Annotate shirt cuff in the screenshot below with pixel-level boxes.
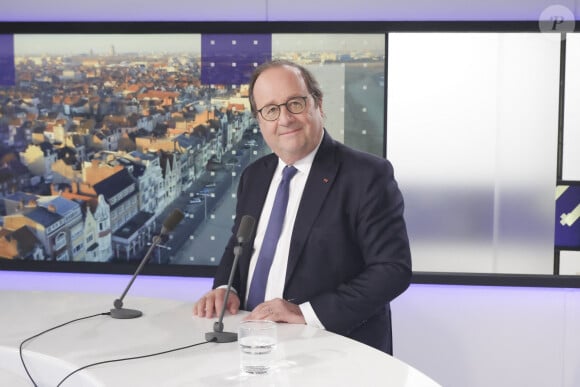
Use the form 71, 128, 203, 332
299, 302, 326, 330
216, 284, 237, 294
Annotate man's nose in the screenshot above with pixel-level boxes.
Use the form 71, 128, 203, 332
277, 105, 295, 124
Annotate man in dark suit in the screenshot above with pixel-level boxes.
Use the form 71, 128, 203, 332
193, 59, 411, 354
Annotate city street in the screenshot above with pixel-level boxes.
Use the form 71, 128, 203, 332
155, 135, 268, 267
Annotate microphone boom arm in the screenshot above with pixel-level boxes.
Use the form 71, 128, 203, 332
207, 244, 242, 341
205, 215, 255, 343
110, 235, 161, 319
110, 209, 184, 319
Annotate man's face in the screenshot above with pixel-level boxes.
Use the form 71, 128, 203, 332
252, 65, 324, 165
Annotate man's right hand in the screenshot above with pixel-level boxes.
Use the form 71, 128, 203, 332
193, 288, 240, 318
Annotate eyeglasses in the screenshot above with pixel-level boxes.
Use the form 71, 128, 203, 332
256, 96, 309, 121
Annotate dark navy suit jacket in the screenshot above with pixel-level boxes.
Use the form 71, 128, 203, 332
213, 131, 412, 354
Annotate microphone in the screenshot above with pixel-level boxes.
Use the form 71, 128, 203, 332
110, 209, 184, 319
205, 215, 255, 343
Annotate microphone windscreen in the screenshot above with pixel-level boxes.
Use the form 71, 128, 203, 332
236, 215, 256, 243
162, 209, 184, 233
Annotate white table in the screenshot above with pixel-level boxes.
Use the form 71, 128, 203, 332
0, 290, 441, 386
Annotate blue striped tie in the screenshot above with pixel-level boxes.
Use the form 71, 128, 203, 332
246, 165, 298, 310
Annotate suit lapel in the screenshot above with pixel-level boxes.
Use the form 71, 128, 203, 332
285, 132, 339, 285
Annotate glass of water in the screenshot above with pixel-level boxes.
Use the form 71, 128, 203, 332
238, 320, 277, 375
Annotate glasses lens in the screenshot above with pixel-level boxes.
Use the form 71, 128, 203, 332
287, 98, 306, 114
262, 105, 280, 121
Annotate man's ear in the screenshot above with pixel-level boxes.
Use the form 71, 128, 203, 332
317, 97, 324, 117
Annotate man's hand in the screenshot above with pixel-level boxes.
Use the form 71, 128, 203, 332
193, 288, 240, 318
244, 298, 306, 324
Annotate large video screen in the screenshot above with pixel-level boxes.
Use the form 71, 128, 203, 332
0, 24, 386, 276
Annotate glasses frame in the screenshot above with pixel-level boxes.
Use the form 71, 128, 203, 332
256, 95, 309, 121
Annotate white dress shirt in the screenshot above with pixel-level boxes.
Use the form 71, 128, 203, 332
245, 136, 325, 329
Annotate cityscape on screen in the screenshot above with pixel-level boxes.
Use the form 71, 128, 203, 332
0, 33, 385, 267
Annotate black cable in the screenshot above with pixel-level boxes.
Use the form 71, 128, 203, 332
19, 312, 111, 387
56, 338, 216, 387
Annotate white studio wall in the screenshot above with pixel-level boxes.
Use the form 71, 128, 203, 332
387, 32, 560, 275
563, 34, 580, 183
392, 284, 580, 387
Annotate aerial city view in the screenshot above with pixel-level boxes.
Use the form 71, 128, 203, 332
0, 33, 385, 267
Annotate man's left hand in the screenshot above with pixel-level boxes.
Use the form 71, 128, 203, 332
244, 298, 306, 324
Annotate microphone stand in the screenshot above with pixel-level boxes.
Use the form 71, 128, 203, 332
109, 234, 162, 319
205, 243, 243, 343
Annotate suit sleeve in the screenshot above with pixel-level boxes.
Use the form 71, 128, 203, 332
309, 159, 412, 336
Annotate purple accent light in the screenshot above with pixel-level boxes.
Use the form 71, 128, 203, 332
1, 3, 574, 22
0, 35, 15, 86
201, 34, 271, 85
0, 271, 213, 301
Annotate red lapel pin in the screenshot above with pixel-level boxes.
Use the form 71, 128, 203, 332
323, 178, 329, 184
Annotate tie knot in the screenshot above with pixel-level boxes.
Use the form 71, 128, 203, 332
282, 165, 298, 182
